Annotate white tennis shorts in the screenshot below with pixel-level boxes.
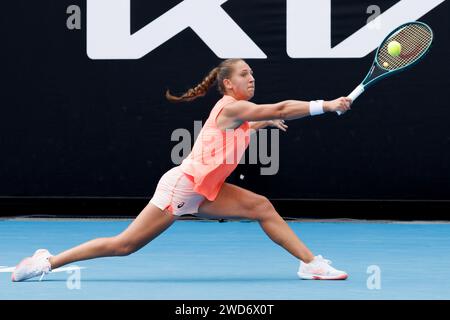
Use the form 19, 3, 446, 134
150, 166, 206, 216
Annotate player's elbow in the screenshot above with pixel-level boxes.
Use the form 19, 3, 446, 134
274, 102, 288, 120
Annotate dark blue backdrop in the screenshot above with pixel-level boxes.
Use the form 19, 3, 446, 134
1, 0, 449, 202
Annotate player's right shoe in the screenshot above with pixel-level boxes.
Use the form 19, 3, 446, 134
12, 249, 53, 282
297, 255, 348, 280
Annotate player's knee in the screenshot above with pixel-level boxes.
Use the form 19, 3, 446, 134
115, 243, 136, 257
111, 237, 137, 256
248, 196, 276, 221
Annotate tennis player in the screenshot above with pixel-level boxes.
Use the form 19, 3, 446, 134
12, 59, 351, 282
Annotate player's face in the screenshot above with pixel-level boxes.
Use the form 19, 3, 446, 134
224, 61, 255, 100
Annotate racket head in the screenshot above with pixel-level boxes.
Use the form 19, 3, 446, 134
376, 21, 433, 72
362, 21, 433, 88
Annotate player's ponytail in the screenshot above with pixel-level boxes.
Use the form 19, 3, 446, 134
166, 59, 243, 103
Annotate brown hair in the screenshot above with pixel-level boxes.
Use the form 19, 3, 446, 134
165, 59, 243, 103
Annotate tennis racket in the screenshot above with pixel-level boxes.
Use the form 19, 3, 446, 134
338, 21, 433, 115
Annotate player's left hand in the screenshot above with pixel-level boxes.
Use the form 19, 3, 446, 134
267, 119, 288, 131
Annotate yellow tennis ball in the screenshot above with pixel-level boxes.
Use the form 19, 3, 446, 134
388, 41, 402, 57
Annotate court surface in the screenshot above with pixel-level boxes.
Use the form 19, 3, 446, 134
1, 218, 450, 300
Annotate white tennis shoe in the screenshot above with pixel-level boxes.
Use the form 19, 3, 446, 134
297, 255, 348, 280
12, 249, 53, 282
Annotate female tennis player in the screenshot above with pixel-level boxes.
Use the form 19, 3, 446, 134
12, 59, 351, 282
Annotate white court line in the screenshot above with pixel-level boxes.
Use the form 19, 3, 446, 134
0, 266, 86, 273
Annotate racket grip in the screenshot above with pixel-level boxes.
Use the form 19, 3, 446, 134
337, 84, 365, 115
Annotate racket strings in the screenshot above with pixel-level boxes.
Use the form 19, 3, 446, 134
377, 24, 432, 70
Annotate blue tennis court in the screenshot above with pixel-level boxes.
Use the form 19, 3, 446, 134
2, 218, 450, 300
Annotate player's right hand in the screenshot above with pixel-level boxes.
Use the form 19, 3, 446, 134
325, 97, 352, 113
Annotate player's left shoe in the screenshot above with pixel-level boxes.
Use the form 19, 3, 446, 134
12, 249, 53, 282
297, 255, 348, 280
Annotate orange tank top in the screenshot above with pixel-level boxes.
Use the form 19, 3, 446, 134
180, 95, 251, 201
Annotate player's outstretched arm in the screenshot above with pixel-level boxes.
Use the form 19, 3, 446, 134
223, 97, 351, 122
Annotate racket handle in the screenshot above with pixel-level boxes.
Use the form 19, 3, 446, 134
337, 84, 365, 115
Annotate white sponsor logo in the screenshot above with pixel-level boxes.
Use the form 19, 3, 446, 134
86, 0, 445, 59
